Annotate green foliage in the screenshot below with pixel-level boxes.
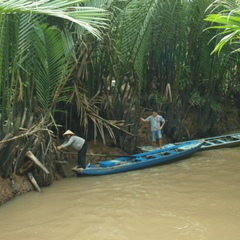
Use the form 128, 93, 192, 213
0, 0, 109, 39
34, 24, 72, 112
204, 0, 240, 54
0, 0, 109, 137
77, 0, 240, 137
116, 0, 160, 80
2, 0, 240, 141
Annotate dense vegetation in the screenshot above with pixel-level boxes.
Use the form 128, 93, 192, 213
0, 0, 240, 188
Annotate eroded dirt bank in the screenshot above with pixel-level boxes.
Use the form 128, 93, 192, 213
1, 105, 240, 205
0, 141, 129, 205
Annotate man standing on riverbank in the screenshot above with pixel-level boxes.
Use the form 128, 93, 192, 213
57, 130, 87, 171
140, 110, 166, 149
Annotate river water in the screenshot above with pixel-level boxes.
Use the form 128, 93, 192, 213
0, 148, 240, 240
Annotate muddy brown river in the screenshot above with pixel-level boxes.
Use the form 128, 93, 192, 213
0, 148, 240, 240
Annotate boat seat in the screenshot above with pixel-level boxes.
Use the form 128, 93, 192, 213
217, 139, 226, 143
205, 141, 215, 145
135, 157, 146, 162
100, 160, 121, 167
232, 135, 240, 139
178, 146, 193, 151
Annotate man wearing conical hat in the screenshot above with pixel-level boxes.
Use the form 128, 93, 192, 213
57, 130, 87, 171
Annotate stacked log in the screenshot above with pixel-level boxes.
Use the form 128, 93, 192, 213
0, 126, 66, 203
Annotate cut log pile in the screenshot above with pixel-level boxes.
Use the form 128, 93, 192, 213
0, 124, 66, 195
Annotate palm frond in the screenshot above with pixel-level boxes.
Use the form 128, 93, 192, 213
0, 0, 109, 39
34, 23, 72, 112
117, 0, 160, 65
0, 14, 23, 130
71, 83, 119, 143
0, 14, 6, 116
204, 0, 240, 54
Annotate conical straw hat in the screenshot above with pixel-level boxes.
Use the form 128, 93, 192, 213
63, 130, 75, 136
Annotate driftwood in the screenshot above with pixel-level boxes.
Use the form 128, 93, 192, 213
26, 151, 50, 174
0, 123, 60, 197
27, 172, 41, 192
16, 160, 34, 176
53, 160, 68, 164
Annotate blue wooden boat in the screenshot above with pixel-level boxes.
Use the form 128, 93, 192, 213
73, 139, 204, 176
138, 132, 240, 152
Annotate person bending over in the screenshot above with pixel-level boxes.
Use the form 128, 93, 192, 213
57, 130, 87, 171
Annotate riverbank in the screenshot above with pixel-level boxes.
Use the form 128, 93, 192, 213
1, 105, 240, 205
0, 141, 129, 205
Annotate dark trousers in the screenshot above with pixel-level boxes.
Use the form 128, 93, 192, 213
77, 141, 87, 168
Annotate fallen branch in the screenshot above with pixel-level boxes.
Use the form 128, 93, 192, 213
89, 112, 134, 136
26, 151, 50, 174
27, 172, 41, 192
53, 160, 68, 164
0, 128, 52, 144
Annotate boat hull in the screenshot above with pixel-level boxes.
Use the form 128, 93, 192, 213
139, 133, 240, 152
74, 139, 204, 176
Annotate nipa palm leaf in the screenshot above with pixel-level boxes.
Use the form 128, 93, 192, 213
34, 23, 72, 113
0, 0, 109, 39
